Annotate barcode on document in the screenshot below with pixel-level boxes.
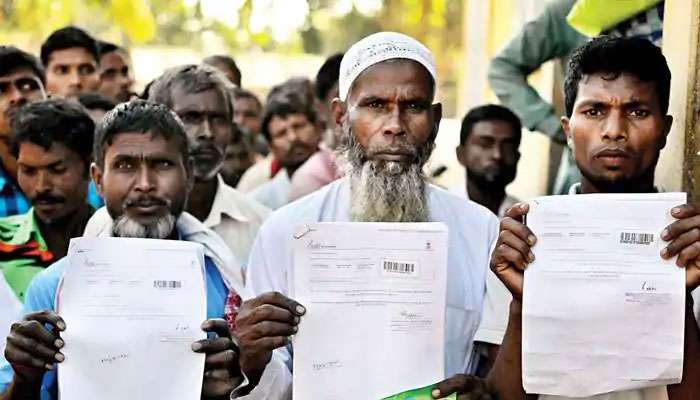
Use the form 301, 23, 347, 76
619, 232, 654, 245
153, 280, 182, 289
383, 260, 416, 274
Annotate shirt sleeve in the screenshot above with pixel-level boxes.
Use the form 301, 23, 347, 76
245, 224, 288, 298
231, 349, 292, 400
487, 0, 585, 143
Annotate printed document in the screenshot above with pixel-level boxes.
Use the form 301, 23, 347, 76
57, 237, 207, 400
291, 222, 448, 400
523, 193, 687, 397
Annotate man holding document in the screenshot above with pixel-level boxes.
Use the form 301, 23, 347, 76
0, 100, 280, 400
478, 36, 700, 399
236, 32, 499, 399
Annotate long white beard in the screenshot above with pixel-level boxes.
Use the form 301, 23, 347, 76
112, 214, 177, 239
338, 128, 433, 223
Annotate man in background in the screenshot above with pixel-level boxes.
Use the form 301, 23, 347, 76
232, 88, 268, 160
453, 104, 521, 217
97, 41, 134, 102
40, 26, 100, 100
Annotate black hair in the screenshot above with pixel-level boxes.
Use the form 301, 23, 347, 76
564, 35, 671, 117
0, 46, 46, 83
40, 26, 99, 66
261, 96, 317, 141
94, 99, 189, 169
232, 87, 262, 111
148, 64, 234, 119
459, 104, 522, 145
10, 98, 94, 168
315, 53, 343, 101
97, 41, 120, 57
203, 55, 242, 87
77, 93, 117, 112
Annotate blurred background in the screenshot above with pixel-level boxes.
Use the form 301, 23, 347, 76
0, 0, 695, 199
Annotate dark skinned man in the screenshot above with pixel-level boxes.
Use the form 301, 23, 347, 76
461, 36, 700, 400
97, 41, 134, 103
40, 26, 100, 100
234, 32, 499, 399
0, 100, 273, 400
453, 104, 521, 217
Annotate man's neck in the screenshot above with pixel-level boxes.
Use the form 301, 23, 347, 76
466, 179, 506, 215
187, 176, 218, 222
38, 204, 92, 259
579, 176, 656, 194
0, 138, 18, 180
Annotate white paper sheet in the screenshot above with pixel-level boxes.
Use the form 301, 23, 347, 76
0, 274, 21, 354
523, 193, 687, 397
57, 237, 207, 400
291, 222, 448, 400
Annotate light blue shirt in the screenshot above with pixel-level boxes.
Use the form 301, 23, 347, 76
0, 253, 227, 400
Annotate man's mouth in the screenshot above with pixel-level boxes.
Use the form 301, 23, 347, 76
595, 148, 632, 168
125, 197, 169, 216
373, 150, 416, 162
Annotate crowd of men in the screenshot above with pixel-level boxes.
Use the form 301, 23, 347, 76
0, 11, 697, 400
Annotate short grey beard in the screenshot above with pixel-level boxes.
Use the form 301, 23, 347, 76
337, 127, 433, 223
112, 214, 177, 239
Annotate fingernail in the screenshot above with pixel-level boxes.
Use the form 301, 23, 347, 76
662, 229, 669, 240
293, 326, 298, 333
57, 321, 66, 330
528, 252, 535, 262
296, 305, 306, 315
528, 235, 536, 245
294, 316, 300, 324
431, 389, 441, 398
672, 207, 680, 215
661, 248, 669, 258
55, 352, 64, 362
200, 321, 210, 330
191, 342, 202, 351
45, 363, 53, 370
54, 339, 64, 348
520, 203, 527, 210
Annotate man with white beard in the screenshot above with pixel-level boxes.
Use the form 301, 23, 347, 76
232, 32, 499, 399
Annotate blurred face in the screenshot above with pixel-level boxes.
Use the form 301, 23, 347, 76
91, 132, 191, 239
456, 120, 520, 189
267, 113, 320, 170
0, 68, 45, 136
17, 142, 88, 225
46, 47, 100, 99
171, 86, 231, 181
562, 72, 671, 192
99, 50, 134, 102
233, 97, 261, 136
220, 139, 255, 187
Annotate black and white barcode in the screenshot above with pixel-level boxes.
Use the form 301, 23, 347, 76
383, 261, 415, 274
619, 232, 654, 245
153, 280, 182, 289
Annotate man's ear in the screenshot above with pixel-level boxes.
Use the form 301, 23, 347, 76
659, 115, 673, 151
561, 116, 573, 149
90, 162, 104, 198
331, 98, 347, 128
455, 145, 467, 167
430, 103, 443, 142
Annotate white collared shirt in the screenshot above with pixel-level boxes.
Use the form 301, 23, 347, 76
247, 170, 292, 211
448, 185, 519, 218
243, 178, 500, 397
204, 175, 271, 269
237, 155, 274, 193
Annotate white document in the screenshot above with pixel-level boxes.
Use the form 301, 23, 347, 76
57, 237, 207, 400
292, 222, 448, 400
0, 274, 21, 354
523, 193, 687, 397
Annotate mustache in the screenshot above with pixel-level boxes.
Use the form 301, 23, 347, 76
123, 195, 170, 208
31, 193, 66, 205
190, 144, 223, 156
594, 146, 633, 158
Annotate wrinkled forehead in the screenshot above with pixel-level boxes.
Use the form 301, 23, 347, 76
348, 59, 435, 102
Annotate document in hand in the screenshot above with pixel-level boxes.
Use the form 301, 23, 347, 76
291, 222, 448, 400
57, 237, 207, 400
523, 193, 687, 397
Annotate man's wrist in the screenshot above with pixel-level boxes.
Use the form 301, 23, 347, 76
5, 376, 43, 399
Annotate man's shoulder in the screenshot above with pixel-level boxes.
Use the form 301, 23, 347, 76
0, 212, 30, 241
216, 181, 272, 221
237, 157, 273, 192
429, 184, 499, 224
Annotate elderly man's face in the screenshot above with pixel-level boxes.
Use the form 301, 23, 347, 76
92, 131, 191, 239
337, 59, 440, 166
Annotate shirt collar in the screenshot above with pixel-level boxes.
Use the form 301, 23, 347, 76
202, 175, 251, 227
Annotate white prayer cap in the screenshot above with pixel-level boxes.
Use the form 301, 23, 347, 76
338, 31, 437, 101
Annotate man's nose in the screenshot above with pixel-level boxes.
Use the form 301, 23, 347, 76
196, 119, 214, 141
602, 112, 628, 142
35, 170, 53, 192
69, 71, 81, 87
382, 106, 405, 137
134, 165, 156, 192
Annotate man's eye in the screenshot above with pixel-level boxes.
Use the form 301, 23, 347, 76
212, 116, 229, 125
20, 167, 36, 176
156, 160, 174, 168
115, 160, 133, 170
181, 113, 202, 124
78, 65, 96, 75
630, 109, 650, 118
50, 165, 67, 174
55, 66, 69, 75
405, 102, 425, 112
583, 109, 602, 117
368, 101, 383, 109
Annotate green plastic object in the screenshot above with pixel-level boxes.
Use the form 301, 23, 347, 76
566, 0, 663, 36
380, 384, 457, 400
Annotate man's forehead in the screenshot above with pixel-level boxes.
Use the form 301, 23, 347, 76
577, 72, 659, 103
48, 47, 97, 65
106, 131, 180, 156
349, 59, 434, 100
0, 67, 40, 82
171, 86, 227, 112
470, 120, 519, 139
